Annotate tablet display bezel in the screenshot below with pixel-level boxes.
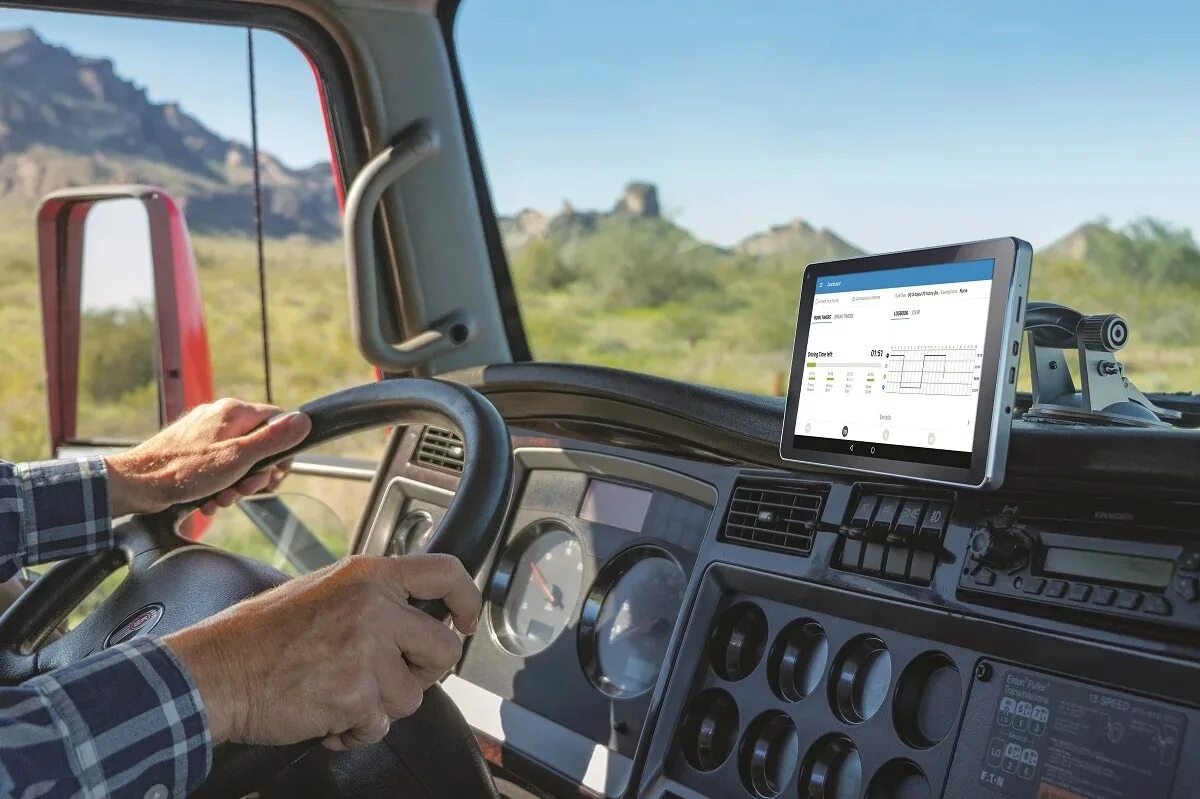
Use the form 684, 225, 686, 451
779, 238, 1027, 488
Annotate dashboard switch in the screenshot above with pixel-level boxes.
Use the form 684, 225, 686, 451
919, 502, 951, 538
1045, 580, 1067, 599
1021, 577, 1046, 595
908, 550, 937, 584
1143, 596, 1171, 616
1090, 586, 1116, 606
1067, 583, 1091, 602
885, 546, 910, 578
861, 543, 886, 573
870, 497, 901, 535
839, 538, 864, 570
893, 500, 926, 537
849, 495, 877, 529
1115, 590, 1143, 610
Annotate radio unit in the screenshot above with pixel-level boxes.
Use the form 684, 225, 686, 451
960, 496, 1200, 631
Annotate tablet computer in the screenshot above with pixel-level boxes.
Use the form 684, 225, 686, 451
779, 238, 1032, 489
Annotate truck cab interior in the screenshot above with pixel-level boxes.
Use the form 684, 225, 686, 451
2, 1, 1199, 798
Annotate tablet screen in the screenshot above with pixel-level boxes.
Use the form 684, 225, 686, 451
790, 259, 996, 469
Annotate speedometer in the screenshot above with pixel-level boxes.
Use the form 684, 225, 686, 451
491, 521, 585, 657
579, 547, 686, 699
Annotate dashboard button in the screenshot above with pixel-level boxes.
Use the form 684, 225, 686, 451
849, 495, 877, 529
1045, 580, 1067, 599
1021, 577, 1046, 595
908, 550, 937, 584
861, 543, 886, 573
1067, 583, 1092, 602
892, 500, 926, 537
973, 568, 996, 587
1173, 575, 1198, 602
839, 538, 864, 570
885, 546, 910, 578
1090, 586, 1116, 606
1115, 590, 1143, 610
919, 501, 951, 539
1179, 551, 1200, 572
871, 497, 902, 534
1143, 596, 1171, 616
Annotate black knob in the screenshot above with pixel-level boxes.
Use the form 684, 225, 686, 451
1078, 313, 1128, 352
968, 524, 1029, 570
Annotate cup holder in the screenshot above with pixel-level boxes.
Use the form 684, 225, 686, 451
708, 602, 768, 681
893, 652, 962, 748
679, 688, 740, 772
830, 635, 892, 723
738, 711, 799, 798
768, 619, 829, 702
798, 734, 863, 799
866, 759, 930, 799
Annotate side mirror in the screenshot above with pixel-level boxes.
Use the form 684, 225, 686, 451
37, 185, 214, 451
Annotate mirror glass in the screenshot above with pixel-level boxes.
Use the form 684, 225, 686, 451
77, 198, 160, 441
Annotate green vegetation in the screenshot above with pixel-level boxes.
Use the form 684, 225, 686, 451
508, 215, 1200, 396
2, 203, 1198, 607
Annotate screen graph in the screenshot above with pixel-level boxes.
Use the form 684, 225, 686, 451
886, 345, 979, 396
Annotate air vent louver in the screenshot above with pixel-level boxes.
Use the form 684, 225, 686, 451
721, 480, 827, 556
414, 427, 465, 473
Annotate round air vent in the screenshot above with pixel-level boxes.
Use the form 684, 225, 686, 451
738, 711, 799, 798
678, 689, 740, 772
708, 602, 768, 681
893, 652, 961, 749
830, 635, 892, 723
768, 619, 828, 702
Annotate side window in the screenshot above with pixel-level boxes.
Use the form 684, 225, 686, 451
0, 13, 379, 571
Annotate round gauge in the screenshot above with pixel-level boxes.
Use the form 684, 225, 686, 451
387, 510, 436, 556
580, 547, 686, 699
493, 521, 585, 657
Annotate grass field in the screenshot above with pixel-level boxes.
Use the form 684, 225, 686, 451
2, 208, 1197, 590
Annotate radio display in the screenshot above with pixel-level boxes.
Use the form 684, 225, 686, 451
1043, 547, 1174, 589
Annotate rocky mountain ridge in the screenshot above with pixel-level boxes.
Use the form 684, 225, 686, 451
0, 28, 338, 237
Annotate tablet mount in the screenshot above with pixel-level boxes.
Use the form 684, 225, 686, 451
1023, 302, 1181, 427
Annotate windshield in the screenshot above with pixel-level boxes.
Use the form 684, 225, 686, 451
458, 2, 1199, 395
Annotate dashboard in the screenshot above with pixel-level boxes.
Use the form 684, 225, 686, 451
352, 363, 1200, 799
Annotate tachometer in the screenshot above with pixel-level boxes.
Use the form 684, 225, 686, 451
579, 547, 686, 699
492, 521, 585, 657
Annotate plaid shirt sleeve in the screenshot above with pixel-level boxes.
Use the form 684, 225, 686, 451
0, 458, 214, 798
0, 457, 112, 583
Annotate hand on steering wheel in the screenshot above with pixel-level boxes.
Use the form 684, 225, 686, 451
0, 379, 513, 795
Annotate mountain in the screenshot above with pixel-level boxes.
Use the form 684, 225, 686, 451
735, 219, 863, 261
0, 28, 337, 238
1042, 222, 1110, 262
499, 181, 864, 263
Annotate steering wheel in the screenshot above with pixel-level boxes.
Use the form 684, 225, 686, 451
0, 379, 513, 798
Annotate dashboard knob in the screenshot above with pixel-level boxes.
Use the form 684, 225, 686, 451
968, 523, 1029, 570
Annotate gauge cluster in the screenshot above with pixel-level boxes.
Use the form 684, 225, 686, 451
456, 460, 714, 761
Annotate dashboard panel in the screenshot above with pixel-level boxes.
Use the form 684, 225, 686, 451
353, 364, 1200, 799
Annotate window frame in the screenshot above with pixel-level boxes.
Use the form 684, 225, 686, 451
437, 0, 532, 363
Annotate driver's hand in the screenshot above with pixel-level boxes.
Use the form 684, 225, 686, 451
163, 554, 482, 750
103, 398, 312, 516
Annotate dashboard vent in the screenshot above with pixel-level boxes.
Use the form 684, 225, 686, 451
414, 427, 465, 473
721, 480, 827, 556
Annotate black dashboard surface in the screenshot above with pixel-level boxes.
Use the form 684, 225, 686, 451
443, 362, 1200, 496
357, 363, 1200, 799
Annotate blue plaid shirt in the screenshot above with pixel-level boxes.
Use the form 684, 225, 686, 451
0, 458, 211, 798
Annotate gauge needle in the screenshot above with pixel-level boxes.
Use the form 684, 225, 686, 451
528, 561, 561, 608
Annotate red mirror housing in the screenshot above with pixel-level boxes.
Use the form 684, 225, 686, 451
36, 185, 214, 452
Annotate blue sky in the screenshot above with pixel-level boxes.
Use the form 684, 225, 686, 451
3, 3, 1199, 251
